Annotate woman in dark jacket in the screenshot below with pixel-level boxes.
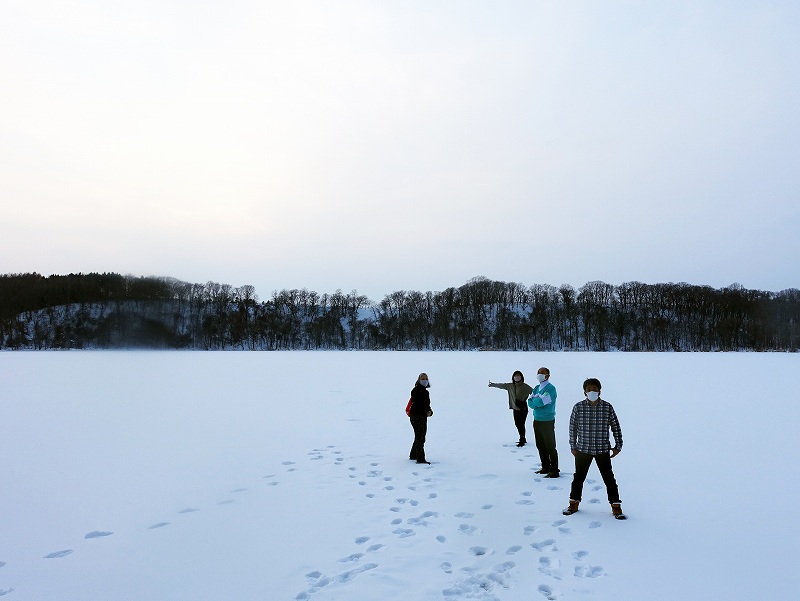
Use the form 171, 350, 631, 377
488, 370, 534, 447
408, 372, 433, 464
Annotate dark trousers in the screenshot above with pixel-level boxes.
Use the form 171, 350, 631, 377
409, 415, 428, 462
513, 408, 528, 442
569, 451, 620, 504
533, 419, 558, 473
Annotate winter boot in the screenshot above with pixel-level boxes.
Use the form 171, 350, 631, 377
562, 499, 579, 515
611, 503, 627, 520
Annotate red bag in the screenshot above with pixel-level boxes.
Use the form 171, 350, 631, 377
405, 398, 412, 416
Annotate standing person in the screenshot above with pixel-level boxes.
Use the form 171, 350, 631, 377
488, 371, 534, 447
563, 378, 626, 520
528, 367, 559, 477
408, 372, 433, 465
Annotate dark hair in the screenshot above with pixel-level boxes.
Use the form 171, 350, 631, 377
583, 377, 602, 391
512, 370, 524, 382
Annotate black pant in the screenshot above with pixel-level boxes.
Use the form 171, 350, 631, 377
569, 451, 620, 504
513, 408, 528, 442
409, 415, 428, 462
533, 419, 558, 473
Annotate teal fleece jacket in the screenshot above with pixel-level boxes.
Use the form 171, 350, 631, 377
527, 381, 557, 421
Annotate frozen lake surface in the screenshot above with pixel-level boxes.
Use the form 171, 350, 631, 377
1, 351, 798, 600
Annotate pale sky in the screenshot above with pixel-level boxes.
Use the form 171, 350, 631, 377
1, 1, 798, 302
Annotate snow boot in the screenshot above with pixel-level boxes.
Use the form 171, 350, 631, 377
535, 468, 549, 474
611, 503, 627, 520
562, 499, 579, 515
544, 471, 560, 478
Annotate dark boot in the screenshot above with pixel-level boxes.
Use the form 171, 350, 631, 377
611, 503, 627, 520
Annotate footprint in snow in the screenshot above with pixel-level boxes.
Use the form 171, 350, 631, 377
524, 525, 537, 536
366, 494, 376, 498
551, 519, 567, 527
521, 491, 533, 497
384, 486, 395, 491
538, 583, 559, 600
589, 521, 602, 529
575, 565, 605, 578
436, 535, 447, 543
530, 539, 555, 551
84, 531, 113, 539
355, 536, 370, 545
148, 522, 170, 529
393, 528, 415, 538
0, 588, 14, 597
546, 485, 562, 491
391, 518, 402, 525
458, 524, 478, 535
282, 461, 295, 466
367, 544, 384, 552
482, 504, 493, 510
218, 500, 235, 505
506, 545, 523, 555
44, 550, 73, 559
538, 556, 562, 579
572, 550, 589, 560
428, 492, 438, 499
469, 546, 491, 556
0, 561, 6, 567
338, 553, 364, 563
589, 498, 601, 504
516, 499, 535, 505
178, 508, 199, 514
592, 485, 603, 491
454, 512, 474, 518
440, 561, 453, 574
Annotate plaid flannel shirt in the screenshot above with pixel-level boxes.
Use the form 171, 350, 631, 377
569, 399, 622, 455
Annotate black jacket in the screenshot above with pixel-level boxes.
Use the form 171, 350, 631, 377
408, 383, 431, 417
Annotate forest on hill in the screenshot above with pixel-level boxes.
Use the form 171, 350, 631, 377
1, 272, 798, 351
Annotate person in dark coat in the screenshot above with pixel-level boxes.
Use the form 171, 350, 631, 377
408, 372, 433, 464
488, 370, 534, 447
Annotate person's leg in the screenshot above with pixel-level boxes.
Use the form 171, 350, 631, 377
513, 408, 528, 444
569, 451, 593, 502
594, 453, 620, 504
533, 420, 552, 472
541, 419, 558, 474
411, 416, 428, 463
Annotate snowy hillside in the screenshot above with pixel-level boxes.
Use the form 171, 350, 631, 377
0, 351, 797, 600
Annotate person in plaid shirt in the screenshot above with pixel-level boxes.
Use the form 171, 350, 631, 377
563, 377, 626, 520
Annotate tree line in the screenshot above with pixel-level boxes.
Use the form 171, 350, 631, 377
1, 273, 798, 351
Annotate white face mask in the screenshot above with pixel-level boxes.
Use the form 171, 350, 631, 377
586, 391, 600, 402
513, 375, 522, 382
419, 379, 429, 387
536, 374, 547, 383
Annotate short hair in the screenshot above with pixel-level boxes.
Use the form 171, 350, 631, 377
539, 367, 550, 375
583, 377, 602, 391
512, 370, 524, 382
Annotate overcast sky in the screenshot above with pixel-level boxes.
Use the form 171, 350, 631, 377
1, 1, 798, 302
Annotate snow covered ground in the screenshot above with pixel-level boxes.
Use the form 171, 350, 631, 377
1, 351, 798, 600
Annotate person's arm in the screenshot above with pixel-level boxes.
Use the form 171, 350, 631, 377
529, 384, 554, 408
569, 405, 578, 455
488, 381, 511, 390
609, 406, 622, 456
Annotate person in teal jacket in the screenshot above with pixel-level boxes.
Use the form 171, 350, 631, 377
528, 367, 559, 477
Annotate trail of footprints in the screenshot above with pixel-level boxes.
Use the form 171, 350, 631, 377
1, 446, 610, 600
